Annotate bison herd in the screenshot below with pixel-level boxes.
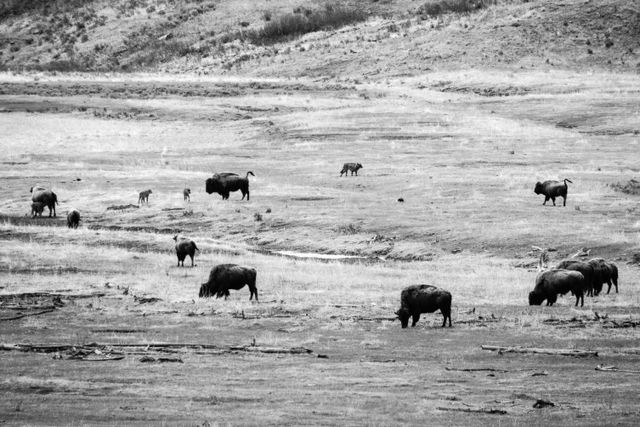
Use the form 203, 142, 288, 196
23, 168, 622, 330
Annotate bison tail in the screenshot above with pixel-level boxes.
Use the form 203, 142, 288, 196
246, 171, 255, 179
564, 179, 573, 185
194, 243, 200, 252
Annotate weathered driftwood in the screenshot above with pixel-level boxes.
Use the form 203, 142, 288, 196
0, 309, 56, 321
481, 345, 598, 357
437, 406, 507, 415
0, 342, 317, 356
0, 292, 105, 301
445, 367, 508, 373
595, 364, 640, 374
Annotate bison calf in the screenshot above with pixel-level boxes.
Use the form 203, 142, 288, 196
199, 264, 258, 301
534, 179, 572, 206
173, 235, 199, 267
395, 284, 452, 328
31, 202, 45, 217
66, 208, 81, 228
529, 269, 585, 307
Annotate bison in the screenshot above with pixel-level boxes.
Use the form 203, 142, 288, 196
587, 258, 619, 295
199, 264, 258, 301
31, 202, 45, 217
66, 208, 80, 228
555, 259, 596, 297
30, 186, 58, 217
395, 284, 452, 328
534, 179, 572, 206
205, 172, 254, 201
529, 269, 585, 307
173, 235, 199, 267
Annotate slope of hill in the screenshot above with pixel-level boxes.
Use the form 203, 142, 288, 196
0, 0, 638, 76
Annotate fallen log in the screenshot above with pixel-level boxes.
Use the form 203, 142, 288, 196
445, 367, 508, 373
481, 345, 598, 358
0, 342, 317, 356
595, 364, 640, 374
0, 292, 105, 301
437, 406, 507, 415
0, 309, 56, 321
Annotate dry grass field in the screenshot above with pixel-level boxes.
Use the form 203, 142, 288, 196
1, 69, 639, 425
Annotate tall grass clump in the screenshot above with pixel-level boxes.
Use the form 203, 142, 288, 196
246, 4, 368, 45
417, 0, 497, 18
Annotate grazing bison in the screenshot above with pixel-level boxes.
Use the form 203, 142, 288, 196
534, 179, 572, 206
183, 188, 191, 202
199, 264, 258, 301
31, 202, 45, 217
395, 284, 452, 328
66, 208, 80, 228
30, 186, 58, 217
588, 258, 619, 295
340, 162, 363, 177
555, 260, 596, 297
529, 269, 585, 307
173, 235, 199, 267
138, 189, 152, 205
205, 172, 254, 201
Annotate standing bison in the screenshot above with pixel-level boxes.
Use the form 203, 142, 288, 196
199, 264, 258, 301
66, 208, 80, 228
205, 172, 254, 201
587, 258, 619, 295
529, 269, 586, 307
555, 260, 596, 297
534, 179, 572, 206
173, 235, 199, 267
395, 284, 452, 328
30, 186, 58, 217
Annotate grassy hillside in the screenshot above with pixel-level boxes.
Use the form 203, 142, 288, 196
0, 0, 638, 75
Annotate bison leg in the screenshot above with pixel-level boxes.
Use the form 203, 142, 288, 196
249, 285, 258, 301
411, 313, 420, 327
575, 291, 584, 307
190, 254, 194, 267
441, 309, 452, 327
562, 196, 566, 207
542, 196, 549, 205
551, 197, 556, 206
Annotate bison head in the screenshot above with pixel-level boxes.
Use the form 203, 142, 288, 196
534, 182, 544, 195
395, 308, 411, 328
528, 291, 544, 305
199, 283, 212, 298
205, 178, 218, 194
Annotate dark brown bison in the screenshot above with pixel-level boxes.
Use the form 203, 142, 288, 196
588, 258, 619, 295
395, 284, 452, 328
31, 202, 45, 217
534, 179, 572, 206
66, 208, 80, 228
205, 172, 254, 200
183, 188, 191, 202
555, 259, 596, 297
173, 235, 199, 267
30, 186, 58, 217
199, 264, 258, 300
529, 269, 585, 307
340, 162, 363, 177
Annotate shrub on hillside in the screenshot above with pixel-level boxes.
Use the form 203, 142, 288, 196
244, 4, 368, 45
417, 0, 496, 18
